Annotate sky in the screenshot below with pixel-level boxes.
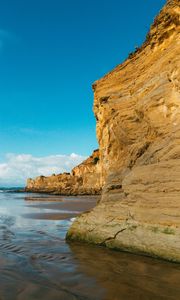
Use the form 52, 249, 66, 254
0, 0, 166, 186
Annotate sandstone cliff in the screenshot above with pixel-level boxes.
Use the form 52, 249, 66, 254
67, 0, 180, 262
26, 149, 102, 195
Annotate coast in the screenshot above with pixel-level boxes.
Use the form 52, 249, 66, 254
26, 149, 102, 195
26, 0, 180, 262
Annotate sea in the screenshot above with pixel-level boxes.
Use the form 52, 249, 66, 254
0, 188, 180, 300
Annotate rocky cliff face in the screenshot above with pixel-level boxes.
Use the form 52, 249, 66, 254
67, 0, 180, 262
26, 149, 102, 195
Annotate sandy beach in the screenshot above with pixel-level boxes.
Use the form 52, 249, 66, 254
24, 195, 99, 220
0, 191, 180, 300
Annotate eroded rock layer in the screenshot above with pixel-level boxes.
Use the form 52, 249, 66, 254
26, 150, 102, 195
67, 0, 180, 262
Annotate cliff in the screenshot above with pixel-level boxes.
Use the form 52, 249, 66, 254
67, 0, 180, 262
26, 149, 102, 195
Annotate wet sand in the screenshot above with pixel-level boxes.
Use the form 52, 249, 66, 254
0, 192, 180, 300
25, 196, 64, 201
24, 195, 98, 220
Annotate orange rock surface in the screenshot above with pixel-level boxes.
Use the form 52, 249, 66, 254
67, 0, 180, 262
26, 150, 102, 195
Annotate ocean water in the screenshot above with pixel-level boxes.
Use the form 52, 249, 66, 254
0, 190, 180, 300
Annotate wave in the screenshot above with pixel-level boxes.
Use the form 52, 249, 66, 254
0, 189, 10, 193
70, 217, 76, 222
0, 188, 24, 193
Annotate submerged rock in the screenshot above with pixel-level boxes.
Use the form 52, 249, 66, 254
67, 0, 180, 262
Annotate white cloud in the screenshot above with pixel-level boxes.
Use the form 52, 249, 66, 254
0, 153, 87, 187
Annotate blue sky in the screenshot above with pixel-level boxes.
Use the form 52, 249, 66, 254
0, 0, 166, 185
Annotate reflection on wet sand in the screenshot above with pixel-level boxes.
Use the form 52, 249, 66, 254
23, 212, 79, 220
0, 192, 180, 300
69, 242, 180, 300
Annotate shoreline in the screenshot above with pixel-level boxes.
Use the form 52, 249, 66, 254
23, 194, 98, 221
1, 191, 180, 299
